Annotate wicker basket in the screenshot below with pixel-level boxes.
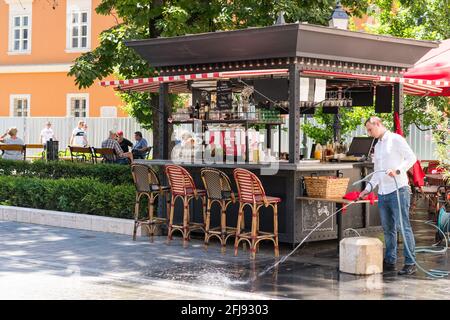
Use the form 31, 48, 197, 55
304, 176, 350, 199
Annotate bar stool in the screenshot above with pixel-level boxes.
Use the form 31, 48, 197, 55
201, 168, 237, 247
131, 164, 170, 240
233, 168, 280, 259
165, 165, 206, 241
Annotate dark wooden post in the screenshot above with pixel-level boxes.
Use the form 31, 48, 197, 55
394, 83, 404, 131
153, 83, 170, 160
333, 110, 341, 143
288, 63, 301, 163
154, 83, 171, 221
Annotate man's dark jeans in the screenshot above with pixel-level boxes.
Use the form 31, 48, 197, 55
378, 186, 416, 265
132, 151, 145, 159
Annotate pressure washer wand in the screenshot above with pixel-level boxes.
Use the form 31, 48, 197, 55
254, 171, 387, 281
352, 169, 401, 194
254, 199, 358, 281
254, 170, 448, 282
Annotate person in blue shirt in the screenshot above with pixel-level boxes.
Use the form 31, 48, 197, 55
132, 131, 149, 159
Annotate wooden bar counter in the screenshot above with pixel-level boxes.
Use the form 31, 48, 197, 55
135, 159, 382, 245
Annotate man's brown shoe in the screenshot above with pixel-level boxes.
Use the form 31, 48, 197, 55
398, 264, 416, 275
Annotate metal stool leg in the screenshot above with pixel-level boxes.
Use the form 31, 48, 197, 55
204, 199, 211, 246
167, 195, 175, 241
202, 196, 207, 233
148, 195, 155, 237
183, 197, 189, 241
250, 205, 258, 260
274, 203, 279, 257
234, 204, 244, 256
220, 200, 227, 246
133, 193, 140, 241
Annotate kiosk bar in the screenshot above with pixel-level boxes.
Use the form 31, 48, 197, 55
100, 23, 438, 245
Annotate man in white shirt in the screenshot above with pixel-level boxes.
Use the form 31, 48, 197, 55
40, 121, 56, 146
359, 116, 417, 275
69, 120, 88, 147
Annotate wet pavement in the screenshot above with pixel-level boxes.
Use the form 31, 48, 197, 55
0, 209, 449, 299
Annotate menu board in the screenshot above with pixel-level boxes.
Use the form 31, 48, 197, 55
192, 89, 210, 105
216, 80, 232, 110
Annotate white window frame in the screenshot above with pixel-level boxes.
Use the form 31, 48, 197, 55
66, 93, 90, 118
66, 0, 92, 52
6, 0, 33, 55
10, 94, 31, 117
100, 106, 118, 118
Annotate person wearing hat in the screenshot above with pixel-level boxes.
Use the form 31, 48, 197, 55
40, 121, 56, 146
116, 130, 133, 153
101, 130, 133, 164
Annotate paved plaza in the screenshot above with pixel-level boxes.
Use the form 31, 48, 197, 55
0, 210, 449, 300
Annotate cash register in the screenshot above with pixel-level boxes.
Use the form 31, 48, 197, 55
340, 137, 377, 162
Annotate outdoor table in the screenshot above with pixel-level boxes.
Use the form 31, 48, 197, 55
297, 196, 378, 254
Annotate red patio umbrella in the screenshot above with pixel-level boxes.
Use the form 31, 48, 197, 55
404, 39, 450, 96
394, 112, 425, 187
401, 39, 450, 184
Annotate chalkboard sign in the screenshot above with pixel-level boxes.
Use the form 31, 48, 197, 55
217, 80, 232, 110
192, 89, 211, 105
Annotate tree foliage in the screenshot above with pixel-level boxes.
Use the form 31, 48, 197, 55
304, 0, 449, 144
68, 0, 371, 128
301, 106, 395, 145
370, 0, 450, 172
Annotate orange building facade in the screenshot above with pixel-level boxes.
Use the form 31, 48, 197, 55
0, 0, 125, 118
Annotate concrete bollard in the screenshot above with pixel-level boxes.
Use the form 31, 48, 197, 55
339, 237, 383, 275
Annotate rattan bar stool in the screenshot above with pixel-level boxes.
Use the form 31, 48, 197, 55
233, 168, 280, 259
131, 164, 170, 240
201, 168, 237, 247
165, 165, 206, 242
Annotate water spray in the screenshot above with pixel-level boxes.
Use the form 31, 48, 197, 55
251, 170, 449, 282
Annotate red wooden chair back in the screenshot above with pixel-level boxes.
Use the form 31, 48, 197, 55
165, 165, 197, 196
233, 168, 267, 204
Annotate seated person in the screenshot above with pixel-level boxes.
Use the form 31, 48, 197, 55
101, 130, 133, 164
132, 131, 149, 159
116, 130, 133, 153
0, 127, 24, 160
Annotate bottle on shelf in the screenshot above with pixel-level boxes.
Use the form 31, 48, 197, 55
214, 143, 223, 163
204, 102, 210, 120
194, 100, 200, 119
199, 103, 205, 120
266, 148, 272, 162
326, 142, 334, 157
205, 143, 213, 162
314, 143, 323, 160
248, 97, 256, 120
258, 142, 264, 162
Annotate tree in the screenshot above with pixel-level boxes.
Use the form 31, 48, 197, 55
68, 0, 371, 128
369, 0, 450, 173
302, 107, 379, 145
302, 0, 449, 146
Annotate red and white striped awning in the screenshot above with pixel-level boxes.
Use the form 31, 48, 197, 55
99, 69, 289, 93
301, 70, 445, 95
99, 68, 446, 96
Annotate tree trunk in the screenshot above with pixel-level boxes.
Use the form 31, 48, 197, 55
150, 0, 165, 158
150, 0, 164, 38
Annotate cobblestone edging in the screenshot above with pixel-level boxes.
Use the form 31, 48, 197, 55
0, 205, 147, 237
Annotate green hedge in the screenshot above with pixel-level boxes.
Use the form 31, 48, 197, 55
0, 175, 136, 219
0, 159, 133, 185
